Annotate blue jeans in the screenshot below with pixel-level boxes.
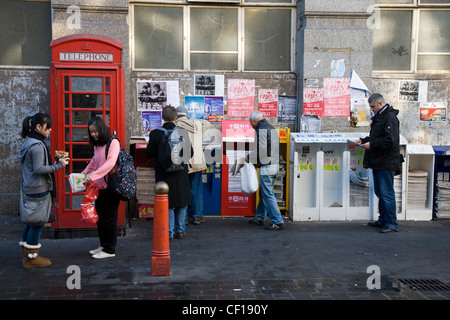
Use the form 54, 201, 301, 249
22, 191, 48, 245
373, 170, 398, 230
187, 171, 203, 218
169, 206, 187, 238
22, 224, 45, 246
255, 173, 284, 225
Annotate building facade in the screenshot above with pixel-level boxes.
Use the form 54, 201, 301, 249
0, 0, 448, 215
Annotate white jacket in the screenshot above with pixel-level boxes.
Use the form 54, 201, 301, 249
175, 117, 211, 173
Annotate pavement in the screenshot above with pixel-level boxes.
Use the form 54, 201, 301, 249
1, 214, 450, 305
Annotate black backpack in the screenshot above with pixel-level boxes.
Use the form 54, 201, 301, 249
156, 127, 185, 172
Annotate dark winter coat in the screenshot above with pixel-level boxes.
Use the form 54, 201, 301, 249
146, 122, 191, 208
361, 104, 402, 172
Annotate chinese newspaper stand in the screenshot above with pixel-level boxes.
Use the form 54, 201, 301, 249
221, 120, 256, 216
49, 34, 126, 234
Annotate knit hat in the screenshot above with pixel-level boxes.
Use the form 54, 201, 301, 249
176, 106, 188, 116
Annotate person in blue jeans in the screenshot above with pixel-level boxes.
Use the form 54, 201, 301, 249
175, 106, 211, 225
246, 110, 285, 230
356, 93, 403, 233
146, 106, 191, 240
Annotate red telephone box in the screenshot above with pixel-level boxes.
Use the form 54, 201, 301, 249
49, 34, 126, 232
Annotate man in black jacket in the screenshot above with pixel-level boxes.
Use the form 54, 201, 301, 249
246, 110, 285, 230
146, 105, 191, 240
356, 93, 402, 233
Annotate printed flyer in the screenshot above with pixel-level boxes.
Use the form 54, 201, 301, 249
227, 79, 255, 118
258, 89, 278, 117
303, 88, 324, 117
323, 78, 350, 117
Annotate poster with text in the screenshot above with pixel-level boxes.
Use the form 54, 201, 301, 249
419, 102, 447, 122
137, 80, 179, 111
227, 79, 255, 118
258, 89, 278, 117
141, 111, 162, 141
278, 96, 297, 123
323, 78, 350, 117
303, 88, 324, 117
350, 98, 371, 126
194, 74, 225, 96
184, 96, 205, 119
205, 96, 224, 124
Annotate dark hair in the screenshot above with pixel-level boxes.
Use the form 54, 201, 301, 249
162, 105, 177, 122
20, 113, 53, 138
87, 117, 112, 147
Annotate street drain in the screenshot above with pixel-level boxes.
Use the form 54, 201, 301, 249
396, 278, 450, 291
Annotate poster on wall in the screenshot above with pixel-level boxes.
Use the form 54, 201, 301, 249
184, 96, 205, 119
137, 80, 179, 111
227, 79, 255, 118
194, 74, 225, 96
258, 89, 278, 117
350, 98, 371, 127
278, 95, 297, 123
419, 102, 447, 122
323, 78, 350, 117
205, 96, 224, 123
303, 88, 324, 117
398, 80, 428, 102
141, 111, 162, 141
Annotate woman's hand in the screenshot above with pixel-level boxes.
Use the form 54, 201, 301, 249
59, 157, 70, 166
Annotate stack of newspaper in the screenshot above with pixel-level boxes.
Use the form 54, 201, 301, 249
436, 181, 450, 218
407, 170, 428, 209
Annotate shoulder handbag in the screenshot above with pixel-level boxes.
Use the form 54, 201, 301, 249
20, 188, 52, 226
19, 140, 52, 226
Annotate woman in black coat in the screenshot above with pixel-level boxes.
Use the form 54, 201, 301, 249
146, 106, 191, 240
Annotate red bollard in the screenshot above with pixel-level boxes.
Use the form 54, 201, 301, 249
151, 181, 171, 277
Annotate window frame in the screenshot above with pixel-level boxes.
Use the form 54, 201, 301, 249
130, 2, 296, 72
373, 1, 450, 74
0, 0, 52, 69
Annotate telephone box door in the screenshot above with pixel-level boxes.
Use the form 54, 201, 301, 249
52, 69, 124, 230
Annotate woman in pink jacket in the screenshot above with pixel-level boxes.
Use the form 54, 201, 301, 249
81, 117, 120, 259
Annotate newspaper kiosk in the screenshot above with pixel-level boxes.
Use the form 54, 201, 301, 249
405, 144, 435, 220
289, 133, 349, 221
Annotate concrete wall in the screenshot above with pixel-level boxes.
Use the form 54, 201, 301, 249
52, 0, 131, 144
296, 0, 374, 133
372, 75, 450, 146
0, 69, 50, 215
297, 0, 449, 145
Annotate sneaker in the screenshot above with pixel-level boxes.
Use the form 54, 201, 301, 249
92, 251, 115, 259
265, 223, 285, 230
380, 227, 398, 233
249, 219, 266, 226
193, 217, 205, 225
368, 221, 383, 228
89, 246, 104, 255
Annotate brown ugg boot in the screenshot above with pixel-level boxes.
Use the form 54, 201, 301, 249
22, 243, 51, 269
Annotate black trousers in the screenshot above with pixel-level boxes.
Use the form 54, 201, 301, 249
95, 188, 120, 254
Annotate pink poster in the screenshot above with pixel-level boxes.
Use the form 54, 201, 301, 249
323, 78, 350, 117
258, 89, 278, 117
303, 88, 324, 117
227, 79, 255, 118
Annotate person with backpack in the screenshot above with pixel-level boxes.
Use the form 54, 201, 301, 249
81, 117, 121, 259
19, 113, 69, 268
146, 105, 191, 241
175, 106, 211, 225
